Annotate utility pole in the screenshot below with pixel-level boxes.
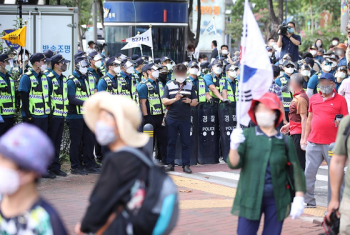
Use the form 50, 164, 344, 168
93, 0, 98, 43
18, 0, 23, 27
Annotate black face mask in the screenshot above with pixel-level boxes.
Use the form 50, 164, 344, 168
61, 63, 67, 72
159, 73, 167, 82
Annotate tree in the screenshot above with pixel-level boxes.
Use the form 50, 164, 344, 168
187, 0, 201, 47
267, 0, 283, 38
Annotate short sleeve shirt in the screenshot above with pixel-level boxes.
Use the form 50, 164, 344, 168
332, 115, 350, 199
281, 34, 301, 62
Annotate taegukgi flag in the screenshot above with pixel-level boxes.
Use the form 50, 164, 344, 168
202, 16, 217, 36
237, 0, 273, 126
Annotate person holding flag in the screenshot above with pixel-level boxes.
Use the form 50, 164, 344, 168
227, 0, 306, 233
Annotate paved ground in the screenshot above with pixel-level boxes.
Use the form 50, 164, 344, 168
38, 162, 329, 234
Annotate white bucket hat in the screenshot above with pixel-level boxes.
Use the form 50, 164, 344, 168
83, 92, 149, 148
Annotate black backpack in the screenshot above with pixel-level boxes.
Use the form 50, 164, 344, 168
119, 147, 179, 235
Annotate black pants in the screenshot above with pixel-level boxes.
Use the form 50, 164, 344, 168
145, 115, 167, 163
291, 134, 305, 171
284, 110, 289, 122
0, 117, 15, 136
48, 118, 65, 171
23, 116, 49, 134
67, 118, 96, 169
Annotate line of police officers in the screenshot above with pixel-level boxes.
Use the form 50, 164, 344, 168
0, 50, 243, 177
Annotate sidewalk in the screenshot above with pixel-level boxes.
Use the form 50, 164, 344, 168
38, 164, 325, 235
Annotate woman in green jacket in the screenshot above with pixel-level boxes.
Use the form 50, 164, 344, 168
228, 92, 306, 235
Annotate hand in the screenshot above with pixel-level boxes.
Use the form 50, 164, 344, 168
290, 196, 304, 219
280, 124, 289, 134
182, 98, 191, 104
286, 31, 292, 38
174, 94, 183, 101
74, 222, 84, 235
230, 128, 245, 150
222, 99, 231, 104
300, 139, 307, 148
327, 199, 340, 222
27, 116, 34, 123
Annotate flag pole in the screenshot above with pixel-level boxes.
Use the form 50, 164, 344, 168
149, 24, 154, 61
137, 31, 143, 56
22, 21, 27, 76
213, 16, 220, 59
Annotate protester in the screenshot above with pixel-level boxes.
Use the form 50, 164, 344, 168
338, 62, 350, 112
277, 21, 301, 62
335, 65, 348, 92
281, 73, 309, 170
331, 37, 340, 47
302, 73, 348, 207
163, 64, 197, 173
314, 38, 323, 50
75, 92, 149, 234
228, 92, 306, 234
327, 115, 350, 234
0, 124, 68, 234
335, 43, 347, 67
218, 45, 229, 59
186, 44, 196, 62
86, 40, 96, 54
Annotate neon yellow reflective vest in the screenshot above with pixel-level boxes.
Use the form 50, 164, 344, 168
143, 80, 165, 115
279, 76, 293, 108
0, 73, 16, 115
226, 78, 237, 102
187, 76, 207, 103
26, 70, 50, 115
47, 72, 68, 117
209, 74, 226, 100
68, 74, 95, 115
117, 75, 139, 103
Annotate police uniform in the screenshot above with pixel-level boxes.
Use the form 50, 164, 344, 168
46, 55, 70, 176
0, 54, 16, 136
19, 53, 51, 133
119, 70, 139, 103
66, 57, 98, 174
203, 72, 228, 102
137, 63, 167, 163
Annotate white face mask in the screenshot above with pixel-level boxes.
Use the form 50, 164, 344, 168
332, 62, 337, 69
176, 76, 186, 83
114, 66, 121, 74
310, 50, 317, 56
79, 67, 88, 75
188, 51, 194, 57
332, 40, 338, 46
256, 112, 276, 128
285, 67, 294, 74
229, 71, 237, 78
40, 63, 47, 72
189, 68, 199, 75
0, 166, 20, 195
5, 64, 12, 72
301, 70, 311, 77
316, 42, 322, 47
152, 70, 159, 79
95, 121, 117, 146
267, 52, 272, 57
270, 42, 276, 47
338, 71, 346, 79
222, 50, 229, 55
324, 65, 332, 72
166, 64, 173, 71
126, 67, 135, 74
95, 60, 102, 68
213, 67, 222, 75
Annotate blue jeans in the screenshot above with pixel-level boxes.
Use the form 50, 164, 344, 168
237, 195, 284, 235
166, 118, 191, 167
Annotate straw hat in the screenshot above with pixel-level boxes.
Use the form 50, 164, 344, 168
83, 92, 149, 148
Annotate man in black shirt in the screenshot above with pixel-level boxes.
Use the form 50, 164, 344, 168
162, 64, 198, 173
210, 40, 218, 62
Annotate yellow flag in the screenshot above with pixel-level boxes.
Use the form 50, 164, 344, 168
1, 26, 26, 47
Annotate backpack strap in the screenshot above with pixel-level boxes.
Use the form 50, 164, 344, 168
117, 146, 153, 168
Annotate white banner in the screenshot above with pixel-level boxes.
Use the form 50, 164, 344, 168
122, 28, 153, 48
121, 42, 141, 50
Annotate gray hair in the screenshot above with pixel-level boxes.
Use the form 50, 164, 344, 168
290, 73, 304, 87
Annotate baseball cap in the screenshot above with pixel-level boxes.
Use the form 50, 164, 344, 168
0, 54, 11, 62
160, 56, 171, 63
51, 54, 70, 65
30, 53, 50, 64
335, 43, 347, 51
319, 73, 335, 82
188, 61, 199, 68
0, 124, 54, 175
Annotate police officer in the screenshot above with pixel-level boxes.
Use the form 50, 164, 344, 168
158, 65, 169, 87
0, 54, 16, 136
275, 60, 296, 121
120, 60, 138, 102
187, 61, 211, 103
17, 48, 31, 74
43, 50, 55, 76
134, 58, 144, 83
161, 56, 174, 81
200, 61, 210, 77
19, 53, 51, 132
46, 54, 70, 178
137, 63, 167, 163
162, 64, 197, 173
203, 60, 230, 103
97, 57, 121, 94
87, 51, 104, 86
226, 64, 239, 102
66, 56, 100, 175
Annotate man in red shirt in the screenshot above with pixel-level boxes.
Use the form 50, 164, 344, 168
302, 73, 348, 207
281, 73, 309, 170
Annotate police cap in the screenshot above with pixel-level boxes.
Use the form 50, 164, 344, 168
154, 58, 161, 64
134, 58, 144, 67
106, 56, 117, 68
272, 65, 280, 78
159, 65, 168, 73
188, 61, 199, 68
43, 50, 55, 58
131, 54, 140, 61
304, 57, 314, 68
88, 51, 98, 59
0, 54, 10, 62
212, 59, 223, 67
30, 53, 50, 65
51, 54, 70, 65
282, 60, 295, 67
160, 56, 171, 63
74, 51, 86, 60
200, 61, 209, 69
75, 56, 87, 65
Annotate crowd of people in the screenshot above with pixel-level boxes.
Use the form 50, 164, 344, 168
0, 20, 349, 234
